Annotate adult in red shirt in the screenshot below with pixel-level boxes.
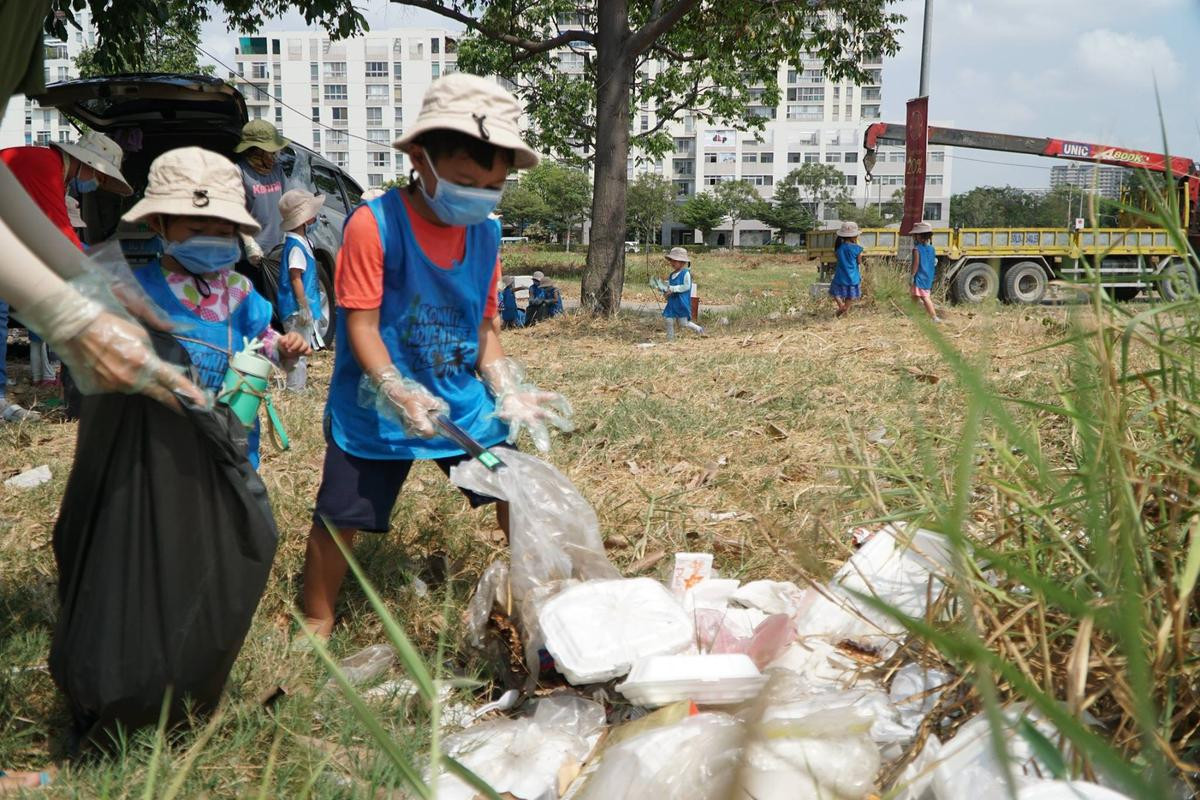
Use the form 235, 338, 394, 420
0, 131, 132, 420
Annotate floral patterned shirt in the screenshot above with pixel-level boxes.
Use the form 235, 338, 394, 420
162, 268, 281, 361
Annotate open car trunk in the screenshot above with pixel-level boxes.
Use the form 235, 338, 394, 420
36, 74, 248, 252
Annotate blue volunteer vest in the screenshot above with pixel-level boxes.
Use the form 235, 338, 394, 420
500, 285, 519, 322
277, 233, 322, 323
663, 268, 692, 318
135, 262, 274, 468
325, 190, 509, 460
833, 242, 863, 286
913, 242, 937, 290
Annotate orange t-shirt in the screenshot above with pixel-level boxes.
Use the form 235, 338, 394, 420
336, 191, 500, 318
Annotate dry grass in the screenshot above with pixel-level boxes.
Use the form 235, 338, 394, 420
0, 259, 1095, 796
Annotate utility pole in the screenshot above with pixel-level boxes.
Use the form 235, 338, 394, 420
918, 0, 933, 97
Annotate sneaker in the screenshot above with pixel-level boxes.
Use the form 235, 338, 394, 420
0, 402, 40, 423
932, 316, 944, 324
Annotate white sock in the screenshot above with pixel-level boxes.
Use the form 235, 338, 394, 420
683, 320, 704, 334
665, 318, 676, 340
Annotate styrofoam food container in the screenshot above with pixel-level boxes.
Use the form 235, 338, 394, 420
617, 653, 768, 707
537, 578, 695, 685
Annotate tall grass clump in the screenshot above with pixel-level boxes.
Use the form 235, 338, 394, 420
860, 147, 1200, 796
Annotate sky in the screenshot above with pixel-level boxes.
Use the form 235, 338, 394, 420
201, 0, 1200, 194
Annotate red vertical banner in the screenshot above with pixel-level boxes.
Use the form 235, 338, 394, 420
902, 96, 929, 234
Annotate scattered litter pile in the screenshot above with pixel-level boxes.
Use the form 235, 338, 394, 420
316, 455, 1134, 799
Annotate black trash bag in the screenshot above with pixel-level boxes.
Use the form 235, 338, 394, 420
49, 331, 279, 747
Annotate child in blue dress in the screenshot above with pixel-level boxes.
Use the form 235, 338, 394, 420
500, 274, 524, 328
830, 221, 863, 318
123, 147, 310, 468
909, 221, 942, 323
661, 246, 704, 340
278, 188, 328, 390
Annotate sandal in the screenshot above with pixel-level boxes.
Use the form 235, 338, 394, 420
0, 403, 40, 423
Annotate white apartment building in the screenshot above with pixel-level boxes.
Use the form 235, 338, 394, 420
642, 58, 952, 245
0, 12, 99, 151
231, 28, 461, 189
1049, 163, 1124, 200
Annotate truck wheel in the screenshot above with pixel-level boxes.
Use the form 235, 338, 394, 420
1158, 258, 1197, 301
1001, 261, 1048, 305
951, 261, 999, 304
1105, 286, 1141, 302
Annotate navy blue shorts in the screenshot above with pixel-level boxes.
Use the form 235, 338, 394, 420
313, 431, 511, 533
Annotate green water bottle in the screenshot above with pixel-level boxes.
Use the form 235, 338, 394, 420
218, 346, 290, 451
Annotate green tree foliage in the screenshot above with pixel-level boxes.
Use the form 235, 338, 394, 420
380, 176, 409, 190
713, 180, 760, 245
677, 191, 725, 243
73, 3, 213, 77
788, 162, 851, 211
498, 182, 548, 235
625, 172, 674, 245
520, 161, 592, 249
948, 185, 1124, 228
387, 0, 903, 313
753, 171, 815, 243
47, 1, 367, 75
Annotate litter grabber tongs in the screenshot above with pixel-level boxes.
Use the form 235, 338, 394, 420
434, 415, 505, 472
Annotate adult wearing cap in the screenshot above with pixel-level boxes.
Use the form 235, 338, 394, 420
234, 120, 290, 264
661, 246, 705, 340
301, 72, 572, 640
0, 130, 134, 421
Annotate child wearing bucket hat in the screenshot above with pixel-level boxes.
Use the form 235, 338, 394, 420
301, 72, 573, 639
908, 221, 942, 323
499, 274, 524, 329
124, 147, 311, 468
831, 221, 864, 318
660, 247, 704, 340
277, 188, 327, 390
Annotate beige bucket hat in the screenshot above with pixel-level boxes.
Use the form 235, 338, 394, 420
666, 246, 691, 263
909, 221, 933, 235
393, 73, 538, 170
279, 188, 325, 232
360, 187, 386, 202
837, 221, 861, 238
532, 270, 545, 281
234, 120, 289, 154
52, 131, 132, 196
123, 147, 261, 234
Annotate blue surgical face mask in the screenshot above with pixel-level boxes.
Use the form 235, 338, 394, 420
420, 158, 502, 226
70, 176, 99, 194
164, 235, 241, 275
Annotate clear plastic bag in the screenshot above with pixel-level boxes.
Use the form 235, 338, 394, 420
451, 450, 620, 680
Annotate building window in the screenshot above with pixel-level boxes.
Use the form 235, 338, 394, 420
786, 104, 823, 121
787, 152, 802, 163
825, 152, 842, 163
742, 153, 758, 163
844, 151, 858, 163
674, 180, 694, 198
327, 130, 348, 147
58, 130, 71, 143
275, 106, 283, 124
331, 107, 348, 124
844, 175, 857, 186
673, 137, 694, 155
367, 129, 390, 145
927, 175, 944, 186
368, 173, 384, 187
760, 152, 774, 164
432, 62, 441, 79
395, 107, 404, 125
431, 37, 440, 54
366, 107, 383, 127
924, 202, 942, 220
805, 152, 819, 163
313, 130, 321, 148
369, 152, 390, 168
45, 44, 69, 60
311, 106, 320, 122
443, 62, 458, 75
641, 114, 649, 132
57, 66, 69, 81
329, 151, 348, 168
324, 84, 348, 101
393, 61, 403, 79
325, 61, 347, 79
786, 69, 798, 84
272, 39, 281, 55
366, 84, 388, 101
931, 151, 945, 163
672, 158, 694, 175
36, 130, 50, 145
787, 87, 824, 102
310, 62, 318, 81
747, 175, 774, 186
251, 63, 268, 80
366, 61, 388, 77
445, 37, 457, 55
410, 39, 424, 59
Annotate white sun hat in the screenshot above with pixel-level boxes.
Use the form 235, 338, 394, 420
360, 188, 386, 202
837, 221, 861, 238
279, 188, 326, 232
122, 147, 260, 234
52, 131, 132, 196
666, 246, 691, 263
393, 73, 539, 169
532, 270, 545, 281
909, 221, 933, 235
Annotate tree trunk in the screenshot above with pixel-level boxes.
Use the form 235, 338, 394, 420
579, 0, 632, 315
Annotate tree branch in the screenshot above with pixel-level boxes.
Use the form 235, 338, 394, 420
649, 41, 705, 63
627, 0, 702, 56
391, 1, 594, 53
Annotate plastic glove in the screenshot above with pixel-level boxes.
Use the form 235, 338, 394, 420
22, 284, 207, 409
358, 366, 448, 438
241, 232, 264, 266
479, 357, 574, 452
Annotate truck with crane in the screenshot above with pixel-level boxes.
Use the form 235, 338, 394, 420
808, 123, 1200, 304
